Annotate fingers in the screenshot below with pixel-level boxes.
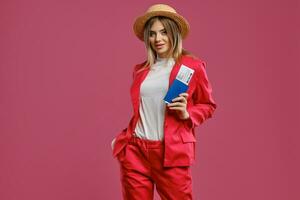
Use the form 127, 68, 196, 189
168, 102, 186, 108
171, 96, 186, 103
168, 105, 186, 111
167, 92, 188, 111
111, 138, 116, 150
167, 93, 189, 119
167, 101, 187, 112
179, 93, 188, 98
171, 93, 188, 103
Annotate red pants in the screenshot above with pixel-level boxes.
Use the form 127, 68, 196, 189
117, 135, 193, 200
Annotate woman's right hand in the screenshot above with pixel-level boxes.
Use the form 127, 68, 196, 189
111, 138, 116, 150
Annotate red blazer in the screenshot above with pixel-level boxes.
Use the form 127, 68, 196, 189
112, 55, 217, 167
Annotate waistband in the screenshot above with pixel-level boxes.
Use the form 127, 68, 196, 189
129, 134, 164, 149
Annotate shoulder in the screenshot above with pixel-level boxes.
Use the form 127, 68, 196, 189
133, 60, 147, 72
131, 60, 148, 79
180, 55, 207, 72
180, 55, 210, 84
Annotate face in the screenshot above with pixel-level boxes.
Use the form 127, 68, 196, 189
149, 20, 171, 58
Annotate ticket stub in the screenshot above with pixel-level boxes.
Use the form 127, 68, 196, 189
176, 64, 195, 85
164, 65, 194, 104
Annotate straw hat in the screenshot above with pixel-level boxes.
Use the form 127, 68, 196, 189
133, 4, 190, 41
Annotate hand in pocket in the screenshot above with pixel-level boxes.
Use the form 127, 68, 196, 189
111, 138, 116, 150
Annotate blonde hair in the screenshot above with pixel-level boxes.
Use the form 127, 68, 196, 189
138, 16, 193, 72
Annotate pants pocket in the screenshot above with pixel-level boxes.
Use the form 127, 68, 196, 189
117, 145, 127, 162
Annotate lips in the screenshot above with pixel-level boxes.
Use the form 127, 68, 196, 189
155, 44, 164, 49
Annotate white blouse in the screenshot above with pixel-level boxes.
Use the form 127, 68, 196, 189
134, 57, 175, 141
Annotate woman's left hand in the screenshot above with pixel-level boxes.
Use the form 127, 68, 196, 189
167, 93, 190, 120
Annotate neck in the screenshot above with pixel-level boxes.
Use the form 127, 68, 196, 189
157, 55, 172, 61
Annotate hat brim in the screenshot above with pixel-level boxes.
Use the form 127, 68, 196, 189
133, 11, 190, 41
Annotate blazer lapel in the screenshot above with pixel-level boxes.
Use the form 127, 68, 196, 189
131, 67, 150, 114
168, 58, 183, 88
131, 56, 184, 115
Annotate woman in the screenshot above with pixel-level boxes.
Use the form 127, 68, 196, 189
111, 4, 217, 200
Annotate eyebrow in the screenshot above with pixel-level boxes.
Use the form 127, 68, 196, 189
150, 28, 166, 32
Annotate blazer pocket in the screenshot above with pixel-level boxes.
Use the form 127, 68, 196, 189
180, 131, 196, 143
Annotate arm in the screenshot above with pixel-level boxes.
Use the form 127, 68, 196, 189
184, 61, 217, 129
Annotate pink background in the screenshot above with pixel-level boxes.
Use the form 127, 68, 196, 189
1, 0, 299, 199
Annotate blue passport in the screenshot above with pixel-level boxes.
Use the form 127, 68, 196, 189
164, 79, 189, 104
164, 64, 194, 104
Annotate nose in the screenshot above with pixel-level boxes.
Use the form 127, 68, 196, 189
155, 33, 162, 42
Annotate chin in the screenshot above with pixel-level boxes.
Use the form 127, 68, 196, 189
157, 50, 168, 55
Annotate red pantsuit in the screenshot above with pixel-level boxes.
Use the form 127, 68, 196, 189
113, 55, 217, 199
119, 135, 192, 199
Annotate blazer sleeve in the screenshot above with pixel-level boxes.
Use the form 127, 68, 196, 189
184, 61, 217, 129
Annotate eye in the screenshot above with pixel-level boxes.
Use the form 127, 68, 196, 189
161, 30, 167, 35
149, 31, 155, 37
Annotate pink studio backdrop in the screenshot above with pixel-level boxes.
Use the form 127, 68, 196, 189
1, 0, 299, 199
